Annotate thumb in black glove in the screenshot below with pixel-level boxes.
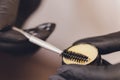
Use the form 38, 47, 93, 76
50, 64, 120, 80
0, 0, 56, 56
50, 31, 120, 80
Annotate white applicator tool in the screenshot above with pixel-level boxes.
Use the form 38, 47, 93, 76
12, 27, 63, 54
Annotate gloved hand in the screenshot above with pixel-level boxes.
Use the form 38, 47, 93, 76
50, 31, 120, 80
50, 64, 120, 80
0, 0, 56, 56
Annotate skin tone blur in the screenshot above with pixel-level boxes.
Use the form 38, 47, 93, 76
0, 48, 62, 80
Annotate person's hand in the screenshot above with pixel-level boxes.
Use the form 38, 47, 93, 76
50, 31, 120, 80
0, 0, 56, 56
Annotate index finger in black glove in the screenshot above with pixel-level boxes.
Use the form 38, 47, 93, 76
0, 23, 56, 56
50, 64, 120, 80
73, 31, 120, 55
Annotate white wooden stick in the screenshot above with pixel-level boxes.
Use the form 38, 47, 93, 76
12, 27, 63, 54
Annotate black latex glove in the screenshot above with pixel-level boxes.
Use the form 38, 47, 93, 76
50, 64, 120, 80
73, 31, 120, 55
0, 0, 56, 56
50, 31, 120, 80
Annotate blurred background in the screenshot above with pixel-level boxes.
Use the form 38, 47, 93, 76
21, 0, 120, 80
25, 0, 120, 64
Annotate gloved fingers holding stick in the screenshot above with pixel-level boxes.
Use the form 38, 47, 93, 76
50, 31, 120, 80
0, 0, 56, 56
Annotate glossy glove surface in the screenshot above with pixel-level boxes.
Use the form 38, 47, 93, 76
74, 31, 120, 55
0, 23, 55, 56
